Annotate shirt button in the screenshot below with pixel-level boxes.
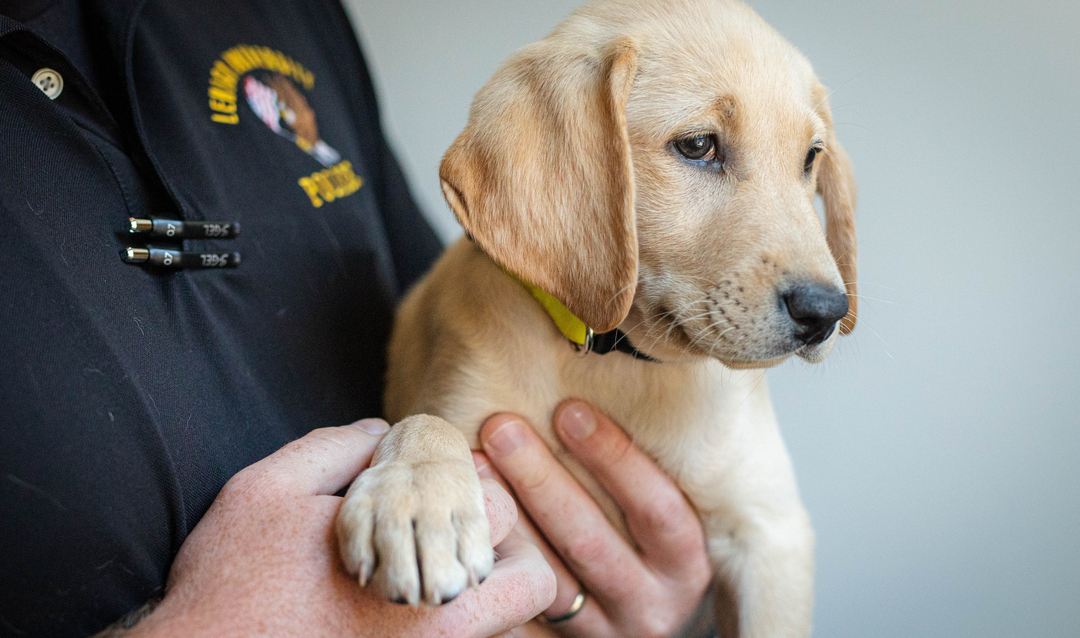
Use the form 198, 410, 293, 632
31, 68, 64, 99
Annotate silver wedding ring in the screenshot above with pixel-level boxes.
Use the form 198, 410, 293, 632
543, 591, 587, 624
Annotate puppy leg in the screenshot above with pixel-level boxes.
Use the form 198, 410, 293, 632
707, 506, 815, 638
336, 414, 493, 606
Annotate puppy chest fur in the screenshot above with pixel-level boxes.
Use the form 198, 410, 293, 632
382, 240, 816, 635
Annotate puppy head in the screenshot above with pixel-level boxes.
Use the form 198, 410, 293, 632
441, 0, 857, 367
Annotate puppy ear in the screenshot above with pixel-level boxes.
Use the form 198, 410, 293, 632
813, 82, 858, 334
440, 38, 638, 333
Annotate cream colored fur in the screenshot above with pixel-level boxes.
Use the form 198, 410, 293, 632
337, 0, 857, 635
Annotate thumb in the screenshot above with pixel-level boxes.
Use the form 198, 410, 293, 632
238, 419, 391, 496
481, 478, 518, 547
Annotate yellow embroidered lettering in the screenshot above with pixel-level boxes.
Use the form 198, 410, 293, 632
209, 77, 233, 93
210, 61, 237, 83
298, 177, 323, 207
208, 99, 237, 114
260, 48, 282, 73
223, 50, 251, 75
296, 161, 363, 208
314, 173, 336, 203
238, 47, 260, 71
286, 60, 302, 83
272, 52, 290, 74
208, 87, 236, 104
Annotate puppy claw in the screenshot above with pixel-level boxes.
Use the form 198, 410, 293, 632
337, 452, 493, 607
438, 588, 462, 605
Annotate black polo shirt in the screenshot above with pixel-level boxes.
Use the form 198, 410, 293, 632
0, 1, 442, 635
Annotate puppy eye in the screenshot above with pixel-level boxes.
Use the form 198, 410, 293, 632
674, 134, 719, 162
804, 146, 823, 174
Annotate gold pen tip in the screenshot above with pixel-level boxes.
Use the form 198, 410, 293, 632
120, 247, 150, 263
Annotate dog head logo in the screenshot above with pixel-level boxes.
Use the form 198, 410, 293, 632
244, 72, 341, 167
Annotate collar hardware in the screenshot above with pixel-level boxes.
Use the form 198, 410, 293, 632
502, 267, 658, 363
574, 327, 595, 357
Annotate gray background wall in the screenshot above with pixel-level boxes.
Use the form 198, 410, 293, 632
343, 1, 1080, 636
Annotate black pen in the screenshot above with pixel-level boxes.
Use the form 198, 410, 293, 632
120, 247, 240, 269
128, 218, 240, 239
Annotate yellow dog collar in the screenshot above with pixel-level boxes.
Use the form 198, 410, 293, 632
498, 264, 657, 362
502, 268, 594, 351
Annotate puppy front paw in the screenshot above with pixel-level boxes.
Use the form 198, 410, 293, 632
336, 455, 493, 606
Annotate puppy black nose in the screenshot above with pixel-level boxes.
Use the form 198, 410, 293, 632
782, 283, 849, 346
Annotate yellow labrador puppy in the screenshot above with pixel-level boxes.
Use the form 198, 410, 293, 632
337, 0, 857, 635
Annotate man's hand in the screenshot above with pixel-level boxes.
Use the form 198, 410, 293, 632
130, 419, 556, 638
478, 401, 712, 637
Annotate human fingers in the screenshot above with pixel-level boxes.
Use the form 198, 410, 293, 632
230, 419, 390, 496
474, 452, 588, 622
481, 477, 518, 547
554, 400, 709, 580
475, 450, 624, 637
480, 415, 645, 609
441, 525, 558, 638
331, 522, 555, 638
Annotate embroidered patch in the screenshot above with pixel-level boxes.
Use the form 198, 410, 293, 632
208, 45, 360, 207
207, 45, 313, 125
242, 74, 341, 167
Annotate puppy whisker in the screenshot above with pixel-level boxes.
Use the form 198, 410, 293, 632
688, 318, 733, 350
665, 309, 715, 343
845, 293, 893, 304
812, 62, 882, 111
705, 326, 738, 359
638, 297, 711, 345
608, 281, 638, 303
